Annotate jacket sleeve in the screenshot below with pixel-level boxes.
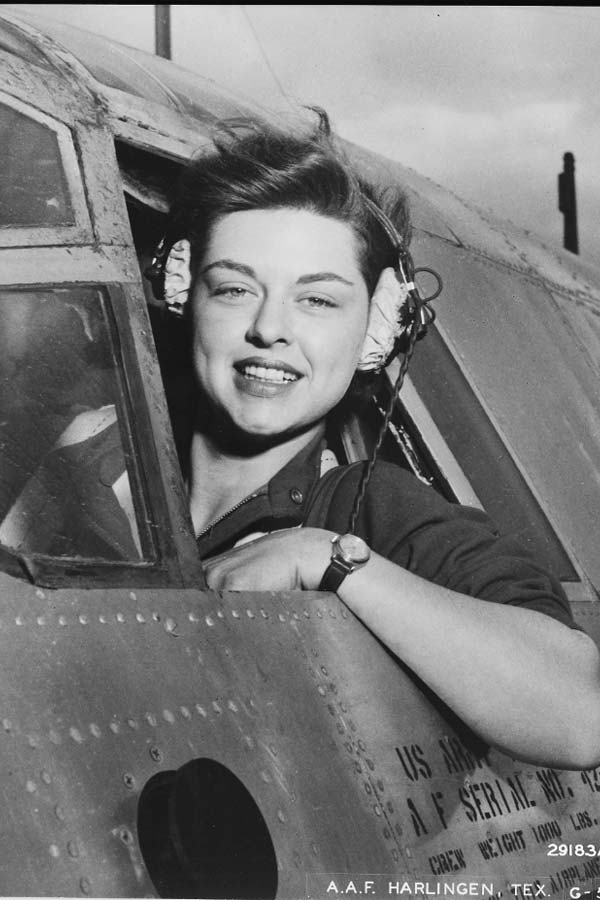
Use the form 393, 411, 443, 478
321, 461, 580, 630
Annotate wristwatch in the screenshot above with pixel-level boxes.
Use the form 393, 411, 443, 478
318, 533, 371, 592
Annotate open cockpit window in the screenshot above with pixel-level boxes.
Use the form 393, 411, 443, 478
0, 286, 148, 563
0, 93, 90, 243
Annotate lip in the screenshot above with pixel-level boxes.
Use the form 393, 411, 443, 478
233, 357, 303, 398
234, 357, 303, 379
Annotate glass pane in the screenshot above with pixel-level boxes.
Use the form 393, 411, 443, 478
0, 102, 73, 226
0, 287, 143, 561
408, 327, 578, 582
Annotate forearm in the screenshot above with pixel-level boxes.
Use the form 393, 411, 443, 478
302, 530, 600, 768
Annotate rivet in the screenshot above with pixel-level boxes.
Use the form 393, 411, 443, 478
27, 735, 39, 748
122, 773, 135, 790
377, 779, 385, 792
260, 770, 271, 783
404, 844, 411, 856
366, 758, 375, 770
246, 609, 255, 618
303, 610, 310, 618
49, 730, 61, 745
383, 827, 391, 840
119, 828, 133, 845
80, 876, 91, 895
329, 609, 337, 619
2, 719, 11, 733
195, 705, 207, 718
164, 617, 178, 634
231, 609, 240, 619
217, 610, 225, 618
344, 742, 353, 754
58, 616, 67, 626
341, 609, 349, 619
15, 615, 23, 626
395, 824, 403, 836
364, 782, 372, 795
129, 591, 137, 602
89, 724, 101, 738
36, 616, 46, 626
152, 613, 161, 622
349, 720, 357, 732
386, 801, 394, 813
311, 842, 319, 855
292, 612, 300, 620
35, 589, 46, 600
244, 735, 256, 750
374, 804, 382, 816
277, 809, 287, 823
162, 709, 175, 724
67, 840, 79, 858
109, 722, 120, 734
99, 615, 107, 624
180, 706, 191, 719
136, 613, 146, 624
260, 609, 269, 618
26, 780, 37, 793
205, 616, 214, 627
49, 844, 60, 858
41, 770, 52, 785
149, 746, 163, 763
317, 610, 323, 619
354, 761, 362, 773
358, 740, 367, 752
212, 702, 222, 715
391, 849, 399, 862
54, 805, 65, 821
78, 615, 88, 625
69, 727, 83, 744
188, 612, 199, 623
145, 713, 157, 727
278, 613, 286, 622
290, 488, 303, 504
116, 613, 125, 623
227, 700, 239, 713
126, 718, 138, 730
320, 666, 328, 676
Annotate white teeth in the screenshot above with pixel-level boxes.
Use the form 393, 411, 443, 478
242, 365, 298, 383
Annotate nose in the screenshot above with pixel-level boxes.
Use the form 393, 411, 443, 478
245, 293, 292, 347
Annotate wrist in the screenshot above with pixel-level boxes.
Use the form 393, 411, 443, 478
299, 528, 339, 590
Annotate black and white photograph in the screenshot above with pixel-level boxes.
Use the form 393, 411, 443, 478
1, 5, 600, 899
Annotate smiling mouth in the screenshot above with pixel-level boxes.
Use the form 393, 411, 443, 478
237, 363, 300, 384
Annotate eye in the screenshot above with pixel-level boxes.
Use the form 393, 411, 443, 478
213, 284, 254, 301
300, 294, 337, 310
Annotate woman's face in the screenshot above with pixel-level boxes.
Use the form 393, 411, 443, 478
190, 207, 370, 444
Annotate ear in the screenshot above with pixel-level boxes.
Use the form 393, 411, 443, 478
356, 267, 410, 372
163, 239, 192, 316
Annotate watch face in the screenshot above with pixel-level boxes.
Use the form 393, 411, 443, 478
337, 533, 370, 564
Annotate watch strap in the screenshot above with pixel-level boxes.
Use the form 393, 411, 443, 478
318, 557, 353, 592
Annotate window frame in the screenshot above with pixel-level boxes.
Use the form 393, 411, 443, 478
0, 90, 92, 246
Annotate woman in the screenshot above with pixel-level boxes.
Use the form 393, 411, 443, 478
150, 116, 600, 770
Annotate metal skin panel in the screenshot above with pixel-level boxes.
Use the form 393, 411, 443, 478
410, 234, 600, 592
1, 570, 600, 899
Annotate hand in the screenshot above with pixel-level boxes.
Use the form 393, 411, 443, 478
203, 527, 335, 592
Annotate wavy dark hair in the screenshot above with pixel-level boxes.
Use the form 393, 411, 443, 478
163, 111, 411, 295
156, 111, 412, 411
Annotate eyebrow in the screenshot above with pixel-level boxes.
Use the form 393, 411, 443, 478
200, 259, 355, 287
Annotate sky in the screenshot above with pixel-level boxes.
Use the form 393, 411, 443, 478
6, 4, 600, 267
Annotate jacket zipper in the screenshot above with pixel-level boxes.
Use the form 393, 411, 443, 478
196, 492, 260, 540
